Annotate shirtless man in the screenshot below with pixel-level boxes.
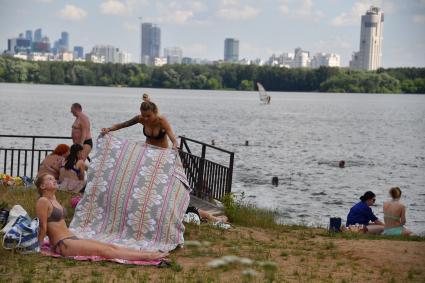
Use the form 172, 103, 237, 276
71, 103, 92, 161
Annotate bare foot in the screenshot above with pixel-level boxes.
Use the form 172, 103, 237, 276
212, 215, 228, 223
142, 251, 169, 260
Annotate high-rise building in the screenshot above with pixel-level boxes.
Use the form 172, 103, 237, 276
92, 45, 119, 63
117, 51, 132, 64
73, 46, 84, 59
293, 47, 310, 68
164, 47, 183, 64
224, 38, 239, 62
349, 6, 384, 70
25, 30, 33, 42
8, 38, 31, 54
141, 23, 161, 65
311, 53, 341, 68
34, 28, 42, 42
32, 36, 51, 53
61, 32, 69, 51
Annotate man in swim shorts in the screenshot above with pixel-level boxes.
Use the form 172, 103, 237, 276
71, 103, 92, 161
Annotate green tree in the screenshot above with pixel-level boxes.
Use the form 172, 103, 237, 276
239, 79, 254, 90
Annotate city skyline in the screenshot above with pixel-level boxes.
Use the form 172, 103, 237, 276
1, 0, 424, 67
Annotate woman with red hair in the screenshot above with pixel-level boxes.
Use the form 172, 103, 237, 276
37, 144, 70, 180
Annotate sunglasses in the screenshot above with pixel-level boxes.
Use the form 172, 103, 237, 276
372, 198, 376, 203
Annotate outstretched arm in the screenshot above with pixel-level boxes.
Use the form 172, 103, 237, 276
161, 117, 178, 150
101, 115, 140, 134
36, 198, 50, 246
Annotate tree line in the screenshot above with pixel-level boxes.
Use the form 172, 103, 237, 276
0, 56, 424, 94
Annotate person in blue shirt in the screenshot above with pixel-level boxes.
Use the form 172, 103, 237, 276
346, 191, 384, 234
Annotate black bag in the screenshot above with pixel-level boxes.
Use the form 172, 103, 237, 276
0, 209, 9, 229
329, 217, 342, 232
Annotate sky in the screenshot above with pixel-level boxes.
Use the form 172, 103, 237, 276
0, 0, 424, 67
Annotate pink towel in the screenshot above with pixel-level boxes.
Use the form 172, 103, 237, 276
40, 241, 162, 266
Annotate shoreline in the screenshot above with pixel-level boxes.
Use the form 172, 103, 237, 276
1, 186, 425, 282
1, 81, 424, 95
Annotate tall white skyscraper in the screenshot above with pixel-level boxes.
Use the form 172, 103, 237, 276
350, 6, 384, 70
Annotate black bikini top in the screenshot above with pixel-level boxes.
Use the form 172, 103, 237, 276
47, 200, 67, 222
143, 126, 166, 140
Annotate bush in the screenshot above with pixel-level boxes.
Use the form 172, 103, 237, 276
222, 193, 280, 229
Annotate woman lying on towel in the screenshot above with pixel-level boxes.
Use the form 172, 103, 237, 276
383, 187, 413, 236
101, 100, 178, 150
35, 173, 169, 261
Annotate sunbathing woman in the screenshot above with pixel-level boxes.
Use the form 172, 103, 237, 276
59, 144, 86, 193
383, 187, 413, 236
35, 173, 168, 260
37, 144, 70, 180
101, 101, 178, 150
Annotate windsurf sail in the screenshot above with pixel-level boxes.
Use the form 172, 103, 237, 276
257, 82, 271, 104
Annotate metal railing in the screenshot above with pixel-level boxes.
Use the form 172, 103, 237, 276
179, 136, 234, 201
1, 134, 235, 201
0, 135, 72, 179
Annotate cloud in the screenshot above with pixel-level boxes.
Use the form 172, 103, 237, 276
217, 0, 259, 20
412, 14, 425, 24
278, 0, 324, 21
99, 0, 148, 16
331, 0, 396, 27
100, 0, 128, 15
58, 5, 87, 21
153, 1, 209, 25
33, 0, 53, 2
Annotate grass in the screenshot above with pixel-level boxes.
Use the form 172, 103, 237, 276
1, 186, 425, 282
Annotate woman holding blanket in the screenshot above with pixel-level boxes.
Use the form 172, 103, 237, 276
101, 101, 178, 150
35, 173, 168, 260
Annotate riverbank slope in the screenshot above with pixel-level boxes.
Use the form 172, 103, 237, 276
1, 186, 424, 282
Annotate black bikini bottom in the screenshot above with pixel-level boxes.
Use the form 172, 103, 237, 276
83, 138, 93, 148
52, 235, 80, 254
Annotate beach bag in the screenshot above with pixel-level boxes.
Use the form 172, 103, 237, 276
329, 217, 342, 232
2, 215, 40, 254
0, 208, 9, 229
1, 204, 29, 234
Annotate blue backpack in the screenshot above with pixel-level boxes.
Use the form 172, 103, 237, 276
2, 215, 40, 254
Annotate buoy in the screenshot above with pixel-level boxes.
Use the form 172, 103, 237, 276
339, 160, 345, 168
272, 176, 279, 187
245, 140, 249, 146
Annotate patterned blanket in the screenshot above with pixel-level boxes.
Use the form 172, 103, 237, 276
69, 134, 191, 252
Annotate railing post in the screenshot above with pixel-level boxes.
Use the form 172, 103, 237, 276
179, 136, 184, 151
30, 137, 35, 179
226, 152, 234, 194
3, 149, 7, 174
196, 144, 207, 197
17, 150, 21, 176
11, 150, 14, 176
